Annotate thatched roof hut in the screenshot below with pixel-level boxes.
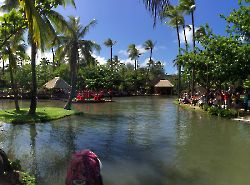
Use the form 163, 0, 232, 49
155, 80, 174, 95
44, 77, 70, 91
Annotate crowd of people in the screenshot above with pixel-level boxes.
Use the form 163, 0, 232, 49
179, 89, 250, 111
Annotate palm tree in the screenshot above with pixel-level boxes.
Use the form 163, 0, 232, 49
162, 5, 184, 97
179, 0, 196, 95
1, 0, 75, 115
104, 38, 116, 70
127, 44, 140, 70
56, 16, 100, 110
142, 0, 171, 26
143, 39, 155, 67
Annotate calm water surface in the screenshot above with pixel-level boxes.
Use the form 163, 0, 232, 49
0, 97, 250, 185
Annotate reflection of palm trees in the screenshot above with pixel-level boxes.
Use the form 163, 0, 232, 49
29, 124, 38, 181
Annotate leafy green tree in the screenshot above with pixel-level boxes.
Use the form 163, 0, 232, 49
37, 57, 54, 87
221, 2, 250, 42
56, 16, 100, 110
0, 10, 27, 111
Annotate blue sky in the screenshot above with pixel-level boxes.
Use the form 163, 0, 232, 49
55, 0, 241, 74
0, 0, 242, 74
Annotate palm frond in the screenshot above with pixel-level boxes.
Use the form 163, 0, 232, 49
0, 0, 19, 11
46, 9, 69, 35
78, 19, 97, 38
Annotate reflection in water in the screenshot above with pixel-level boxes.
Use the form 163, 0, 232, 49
0, 97, 250, 185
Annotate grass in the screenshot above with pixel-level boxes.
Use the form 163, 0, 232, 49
0, 107, 83, 124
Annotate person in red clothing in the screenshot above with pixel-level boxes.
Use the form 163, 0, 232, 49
224, 91, 230, 109
66, 150, 103, 185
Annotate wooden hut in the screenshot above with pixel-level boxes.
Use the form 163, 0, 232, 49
155, 80, 174, 95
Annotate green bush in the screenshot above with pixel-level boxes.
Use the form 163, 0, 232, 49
10, 159, 36, 185
206, 106, 238, 118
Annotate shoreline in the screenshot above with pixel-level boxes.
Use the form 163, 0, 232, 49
0, 107, 83, 124
177, 101, 250, 123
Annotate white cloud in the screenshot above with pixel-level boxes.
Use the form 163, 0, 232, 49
155, 45, 167, 51
26, 47, 54, 64
92, 53, 107, 65
136, 44, 146, 54
120, 58, 133, 65
178, 25, 201, 46
140, 57, 156, 67
118, 49, 128, 57
179, 25, 194, 45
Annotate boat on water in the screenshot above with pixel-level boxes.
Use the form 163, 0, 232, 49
73, 98, 106, 103
72, 90, 113, 103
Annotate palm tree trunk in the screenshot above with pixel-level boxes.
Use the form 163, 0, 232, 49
28, 41, 37, 115
176, 21, 181, 98
111, 46, 113, 71
64, 44, 78, 110
150, 48, 153, 63
2, 60, 4, 75
191, 10, 195, 96
52, 47, 55, 71
9, 56, 20, 111
183, 25, 188, 52
134, 59, 137, 70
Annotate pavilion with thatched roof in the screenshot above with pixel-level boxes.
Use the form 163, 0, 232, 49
44, 77, 71, 91
41, 77, 71, 99
155, 80, 174, 95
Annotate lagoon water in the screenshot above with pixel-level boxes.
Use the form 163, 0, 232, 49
1, 97, 250, 185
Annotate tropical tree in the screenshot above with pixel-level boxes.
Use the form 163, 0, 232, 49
0, 10, 27, 111
127, 44, 140, 70
162, 5, 184, 97
179, 0, 196, 95
104, 38, 116, 70
142, 0, 171, 25
56, 16, 100, 110
143, 39, 155, 67
1, 0, 76, 115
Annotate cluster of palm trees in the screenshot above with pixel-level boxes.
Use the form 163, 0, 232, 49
104, 38, 157, 71
143, 0, 197, 97
0, 0, 101, 113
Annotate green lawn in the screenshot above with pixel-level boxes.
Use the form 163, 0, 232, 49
0, 107, 83, 124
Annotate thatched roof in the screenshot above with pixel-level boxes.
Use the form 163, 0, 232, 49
44, 77, 71, 90
155, 80, 174, 88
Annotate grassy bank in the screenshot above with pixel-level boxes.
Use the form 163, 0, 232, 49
0, 107, 83, 124
176, 101, 239, 119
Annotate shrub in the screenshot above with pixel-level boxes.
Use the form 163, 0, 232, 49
207, 106, 238, 118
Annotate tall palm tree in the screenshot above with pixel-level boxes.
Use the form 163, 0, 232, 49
179, 0, 196, 95
56, 16, 100, 110
127, 44, 140, 70
1, 0, 75, 115
104, 38, 116, 70
162, 5, 184, 97
143, 39, 155, 67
